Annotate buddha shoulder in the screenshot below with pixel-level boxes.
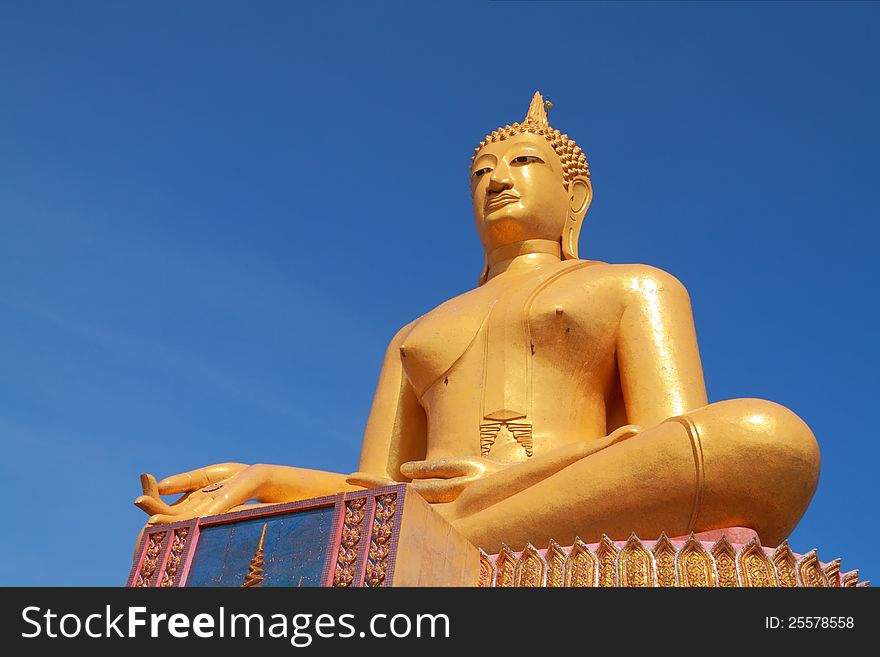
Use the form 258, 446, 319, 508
393, 261, 691, 347
573, 261, 691, 298
527, 260, 693, 318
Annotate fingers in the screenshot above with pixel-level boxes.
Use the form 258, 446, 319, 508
140, 473, 160, 498
606, 424, 642, 444
134, 495, 176, 516
400, 458, 478, 480
346, 472, 398, 488
157, 463, 248, 494
146, 495, 215, 525
410, 474, 478, 504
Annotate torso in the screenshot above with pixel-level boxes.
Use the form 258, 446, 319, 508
399, 260, 629, 464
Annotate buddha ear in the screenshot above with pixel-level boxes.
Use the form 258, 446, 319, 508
563, 176, 592, 260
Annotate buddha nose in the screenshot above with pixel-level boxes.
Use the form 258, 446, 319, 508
488, 162, 513, 192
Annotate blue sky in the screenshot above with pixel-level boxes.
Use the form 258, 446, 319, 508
1, 1, 878, 585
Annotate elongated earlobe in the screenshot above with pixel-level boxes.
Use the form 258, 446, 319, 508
562, 178, 592, 260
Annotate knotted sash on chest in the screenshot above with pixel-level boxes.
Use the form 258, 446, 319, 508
479, 262, 597, 457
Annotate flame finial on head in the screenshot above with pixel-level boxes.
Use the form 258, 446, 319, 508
524, 91, 551, 128
472, 92, 589, 186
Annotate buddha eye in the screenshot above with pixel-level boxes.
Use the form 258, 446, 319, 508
472, 167, 492, 178
512, 155, 543, 165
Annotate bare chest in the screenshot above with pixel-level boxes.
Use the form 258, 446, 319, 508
400, 262, 619, 419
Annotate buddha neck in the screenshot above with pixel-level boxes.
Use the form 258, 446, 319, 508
486, 239, 562, 282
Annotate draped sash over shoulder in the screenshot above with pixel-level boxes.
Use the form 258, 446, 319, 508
400, 260, 602, 458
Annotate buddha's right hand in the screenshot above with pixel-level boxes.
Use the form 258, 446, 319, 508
134, 462, 266, 524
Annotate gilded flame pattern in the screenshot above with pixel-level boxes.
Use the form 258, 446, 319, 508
515, 543, 547, 587
824, 559, 841, 587
363, 493, 398, 587
736, 538, 778, 587
596, 535, 620, 587
564, 538, 597, 587
770, 541, 797, 588
796, 549, 829, 588
652, 533, 677, 587
617, 534, 654, 587
842, 570, 859, 587
496, 544, 517, 588
333, 497, 368, 587
135, 531, 166, 588
160, 527, 189, 588
546, 540, 566, 588
478, 533, 864, 587
710, 536, 739, 587
478, 549, 496, 587
676, 534, 716, 587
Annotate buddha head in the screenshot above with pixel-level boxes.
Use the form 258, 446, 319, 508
471, 92, 592, 285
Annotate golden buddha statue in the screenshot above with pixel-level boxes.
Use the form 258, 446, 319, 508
135, 92, 820, 553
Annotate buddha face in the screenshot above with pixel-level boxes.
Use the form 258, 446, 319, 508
471, 132, 582, 254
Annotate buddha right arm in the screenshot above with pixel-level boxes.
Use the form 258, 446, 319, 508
134, 323, 426, 524
348, 320, 427, 486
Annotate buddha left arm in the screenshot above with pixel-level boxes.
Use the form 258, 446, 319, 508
614, 265, 708, 424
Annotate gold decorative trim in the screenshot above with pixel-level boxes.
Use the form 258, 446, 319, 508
478, 549, 497, 587
479, 421, 533, 458
771, 541, 798, 588
135, 531, 167, 588
796, 549, 829, 588
546, 540, 567, 588
496, 544, 517, 588
564, 537, 598, 587
736, 538, 778, 587
333, 497, 368, 587
652, 533, 677, 587
676, 533, 716, 587
363, 492, 398, 587
617, 533, 655, 587
596, 535, 620, 587
160, 527, 189, 588
515, 543, 547, 587
710, 536, 740, 587
476, 533, 857, 588
823, 559, 841, 587
242, 523, 268, 587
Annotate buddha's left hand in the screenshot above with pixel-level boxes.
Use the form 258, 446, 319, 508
398, 456, 505, 503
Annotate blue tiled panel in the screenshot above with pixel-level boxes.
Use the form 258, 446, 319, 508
186, 506, 335, 587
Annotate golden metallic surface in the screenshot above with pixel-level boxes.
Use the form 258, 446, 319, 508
515, 543, 547, 587
617, 534, 655, 587
652, 533, 677, 588
676, 534, 717, 587
478, 549, 496, 588
546, 540, 566, 588
477, 533, 860, 587
796, 549, 829, 587
737, 538, 779, 588
136, 91, 820, 556
824, 559, 842, 587
496, 545, 516, 588
771, 541, 798, 588
564, 538, 598, 588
